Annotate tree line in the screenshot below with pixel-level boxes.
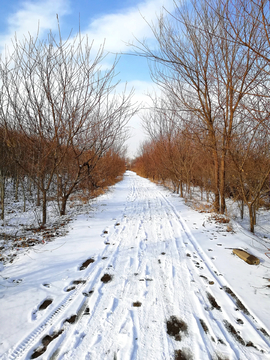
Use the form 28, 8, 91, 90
132, 0, 270, 232
0, 26, 136, 225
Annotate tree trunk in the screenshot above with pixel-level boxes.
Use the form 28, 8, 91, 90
189, 182, 193, 200
42, 190, 47, 225
21, 179, 26, 212
57, 175, 62, 204
248, 204, 255, 233
186, 174, 191, 198
60, 195, 68, 216
213, 150, 220, 213
253, 202, 257, 226
180, 180, 183, 197
15, 174, 19, 201
28, 178, 32, 196
0, 174, 5, 221
240, 199, 244, 219
37, 185, 40, 206
23, 188, 26, 212
220, 155, 226, 214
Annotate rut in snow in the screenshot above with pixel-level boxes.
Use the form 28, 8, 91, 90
2, 172, 270, 360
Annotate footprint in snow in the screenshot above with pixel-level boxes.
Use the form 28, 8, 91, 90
32, 298, 53, 321
30, 329, 64, 359
65, 279, 86, 292
12, 278, 23, 284
64, 314, 77, 324
79, 258, 95, 271
83, 290, 94, 297
42, 283, 51, 288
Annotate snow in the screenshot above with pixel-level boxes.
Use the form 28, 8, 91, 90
0, 171, 270, 359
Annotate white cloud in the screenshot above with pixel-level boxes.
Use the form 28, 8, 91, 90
0, 0, 172, 157
0, 0, 175, 57
126, 112, 148, 157
117, 79, 155, 102
84, 0, 175, 53
0, 0, 71, 53
118, 79, 158, 157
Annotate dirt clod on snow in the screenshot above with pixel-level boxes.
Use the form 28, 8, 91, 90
38, 298, 53, 311
166, 316, 188, 341
101, 273, 113, 283
79, 258, 95, 270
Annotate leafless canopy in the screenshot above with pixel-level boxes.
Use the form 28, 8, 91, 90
0, 24, 136, 223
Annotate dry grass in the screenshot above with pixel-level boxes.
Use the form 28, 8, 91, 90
210, 214, 230, 224
69, 193, 91, 204
192, 202, 213, 213
91, 187, 106, 199
226, 223, 234, 232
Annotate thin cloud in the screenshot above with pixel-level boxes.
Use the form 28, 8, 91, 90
0, 0, 172, 157
83, 0, 175, 53
0, 0, 174, 56
0, 0, 71, 53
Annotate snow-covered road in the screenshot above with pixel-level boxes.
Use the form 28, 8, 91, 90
1, 172, 270, 359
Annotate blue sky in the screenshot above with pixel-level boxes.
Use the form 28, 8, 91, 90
0, 0, 174, 157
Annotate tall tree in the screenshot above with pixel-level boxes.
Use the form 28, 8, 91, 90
133, 0, 268, 213
0, 25, 134, 224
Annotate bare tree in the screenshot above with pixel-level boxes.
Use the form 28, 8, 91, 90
0, 24, 134, 224
227, 111, 270, 232
132, 0, 268, 214
142, 96, 197, 197
0, 128, 10, 220
56, 89, 135, 216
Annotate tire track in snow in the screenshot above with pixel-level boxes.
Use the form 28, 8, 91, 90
58, 226, 146, 357
158, 188, 270, 358
6, 257, 104, 360
58, 175, 177, 359
56, 175, 155, 359
5, 181, 138, 360
6, 173, 270, 359
138, 188, 216, 359
62, 173, 270, 359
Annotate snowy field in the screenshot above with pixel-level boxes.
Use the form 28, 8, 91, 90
0, 171, 270, 359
